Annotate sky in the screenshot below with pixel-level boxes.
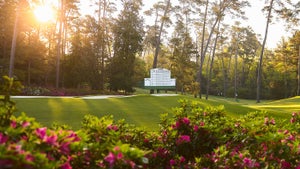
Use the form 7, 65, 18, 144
242, 0, 292, 49
80, 0, 299, 49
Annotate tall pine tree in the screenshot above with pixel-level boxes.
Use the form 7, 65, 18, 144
109, 0, 144, 93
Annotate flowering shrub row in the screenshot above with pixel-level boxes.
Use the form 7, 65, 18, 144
1, 78, 300, 168
1, 99, 300, 169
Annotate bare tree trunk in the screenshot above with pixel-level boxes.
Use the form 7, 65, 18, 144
234, 36, 239, 101
151, 0, 171, 94
152, 0, 171, 68
284, 50, 287, 98
218, 55, 227, 97
206, 25, 219, 100
257, 0, 274, 103
56, 0, 64, 88
197, 0, 209, 98
297, 45, 300, 95
197, 17, 219, 99
9, 4, 20, 78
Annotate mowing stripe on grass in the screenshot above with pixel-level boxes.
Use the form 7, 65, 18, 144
11, 95, 296, 130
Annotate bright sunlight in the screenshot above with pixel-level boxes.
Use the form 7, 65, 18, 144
34, 5, 55, 23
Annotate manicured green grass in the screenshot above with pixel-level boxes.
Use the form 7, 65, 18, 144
11, 94, 298, 131
13, 95, 187, 130
248, 96, 300, 116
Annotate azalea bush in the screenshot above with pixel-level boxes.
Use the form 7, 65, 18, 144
1, 76, 300, 168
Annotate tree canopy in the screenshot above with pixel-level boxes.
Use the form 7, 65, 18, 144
0, 0, 299, 99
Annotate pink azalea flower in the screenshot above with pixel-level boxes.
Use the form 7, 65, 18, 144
264, 117, 269, 125
270, 118, 275, 125
288, 135, 295, 141
60, 142, 71, 155
107, 124, 118, 131
243, 157, 251, 166
46, 134, 58, 145
97, 161, 106, 168
61, 160, 72, 169
200, 121, 205, 126
36, 127, 47, 140
116, 152, 123, 160
281, 160, 291, 169
290, 118, 296, 123
66, 132, 80, 142
46, 153, 55, 161
0, 133, 8, 144
180, 156, 186, 163
243, 157, 258, 168
25, 154, 34, 162
162, 130, 168, 137
175, 121, 180, 129
22, 121, 30, 128
104, 152, 115, 167
176, 135, 191, 145
114, 146, 120, 151
194, 125, 199, 132
129, 160, 136, 169
10, 120, 17, 128
170, 159, 176, 166
21, 135, 28, 141
182, 117, 190, 125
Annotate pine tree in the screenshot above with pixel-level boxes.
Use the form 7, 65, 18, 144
109, 0, 144, 93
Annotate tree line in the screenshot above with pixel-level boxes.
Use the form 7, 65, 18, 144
0, 0, 299, 100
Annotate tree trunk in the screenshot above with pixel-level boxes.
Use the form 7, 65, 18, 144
197, 17, 219, 99
297, 45, 300, 95
206, 25, 219, 100
234, 36, 239, 101
27, 61, 30, 86
151, 0, 171, 94
56, 0, 64, 88
284, 50, 287, 98
257, 0, 274, 103
9, 4, 20, 78
152, 0, 171, 68
197, 0, 209, 99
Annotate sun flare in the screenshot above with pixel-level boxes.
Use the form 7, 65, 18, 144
34, 5, 55, 23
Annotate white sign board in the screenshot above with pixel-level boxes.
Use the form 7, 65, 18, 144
144, 68, 176, 89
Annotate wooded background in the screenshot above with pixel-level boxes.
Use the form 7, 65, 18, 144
0, 0, 300, 100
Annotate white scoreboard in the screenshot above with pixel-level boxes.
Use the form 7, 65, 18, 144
144, 68, 176, 89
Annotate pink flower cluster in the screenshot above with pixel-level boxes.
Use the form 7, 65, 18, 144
35, 127, 81, 167
169, 156, 186, 166
0, 133, 8, 144
102, 146, 136, 169
264, 117, 276, 125
290, 112, 300, 123
107, 124, 119, 131
172, 117, 190, 129
176, 135, 191, 145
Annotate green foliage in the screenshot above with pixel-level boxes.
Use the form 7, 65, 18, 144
169, 20, 197, 94
109, 0, 144, 93
0, 76, 23, 126
1, 96, 300, 168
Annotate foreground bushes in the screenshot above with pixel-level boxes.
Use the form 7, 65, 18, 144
1, 77, 300, 168
1, 98, 300, 168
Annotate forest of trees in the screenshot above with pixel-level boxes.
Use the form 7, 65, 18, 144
0, 0, 300, 100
